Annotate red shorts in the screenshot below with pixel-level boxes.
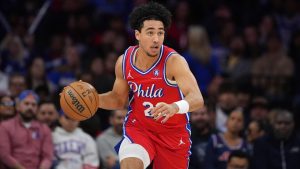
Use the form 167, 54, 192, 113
122, 115, 191, 169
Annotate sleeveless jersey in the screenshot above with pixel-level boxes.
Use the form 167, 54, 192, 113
122, 45, 190, 133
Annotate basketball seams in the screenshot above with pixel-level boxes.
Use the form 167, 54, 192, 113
89, 89, 98, 113
60, 81, 99, 121
69, 85, 93, 117
62, 90, 88, 119
79, 81, 99, 113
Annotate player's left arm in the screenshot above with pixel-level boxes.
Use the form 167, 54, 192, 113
151, 54, 204, 123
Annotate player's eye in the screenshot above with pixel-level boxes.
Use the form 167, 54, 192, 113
147, 31, 153, 36
158, 32, 164, 36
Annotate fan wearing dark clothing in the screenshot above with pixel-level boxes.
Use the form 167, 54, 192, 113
252, 109, 300, 169
204, 109, 249, 169
189, 106, 215, 169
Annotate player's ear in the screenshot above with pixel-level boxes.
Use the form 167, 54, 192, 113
135, 30, 140, 41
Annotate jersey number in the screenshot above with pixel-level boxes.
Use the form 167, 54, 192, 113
143, 102, 163, 117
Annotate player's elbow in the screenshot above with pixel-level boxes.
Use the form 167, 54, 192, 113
195, 94, 204, 109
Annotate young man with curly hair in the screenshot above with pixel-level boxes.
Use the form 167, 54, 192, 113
98, 2, 204, 169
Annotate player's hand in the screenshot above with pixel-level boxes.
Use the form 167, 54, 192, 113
150, 102, 179, 123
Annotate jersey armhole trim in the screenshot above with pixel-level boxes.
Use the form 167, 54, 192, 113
163, 52, 178, 87
122, 47, 130, 79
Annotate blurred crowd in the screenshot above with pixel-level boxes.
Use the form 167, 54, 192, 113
0, 0, 300, 169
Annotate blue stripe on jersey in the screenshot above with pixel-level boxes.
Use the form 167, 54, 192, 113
122, 47, 130, 79
163, 52, 177, 87
128, 90, 134, 105
130, 45, 164, 75
176, 87, 191, 123
114, 137, 123, 154
186, 123, 192, 169
123, 109, 133, 143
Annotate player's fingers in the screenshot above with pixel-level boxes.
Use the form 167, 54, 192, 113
154, 110, 168, 120
151, 105, 167, 117
161, 114, 171, 123
152, 108, 166, 119
153, 107, 168, 120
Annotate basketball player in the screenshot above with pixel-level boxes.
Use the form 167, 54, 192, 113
98, 2, 204, 169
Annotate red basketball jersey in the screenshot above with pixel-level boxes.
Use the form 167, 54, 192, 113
122, 45, 190, 133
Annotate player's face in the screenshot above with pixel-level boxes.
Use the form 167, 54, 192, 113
135, 20, 165, 57
17, 96, 38, 122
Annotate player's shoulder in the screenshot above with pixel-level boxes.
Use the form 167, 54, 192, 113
117, 45, 138, 62
165, 52, 187, 65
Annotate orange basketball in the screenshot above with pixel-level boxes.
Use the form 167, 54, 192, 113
60, 81, 99, 121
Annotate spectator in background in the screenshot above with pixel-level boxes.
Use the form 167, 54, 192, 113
274, 0, 300, 48
252, 109, 300, 169
246, 120, 266, 155
44, 35, 65, 62
252, 33, 294, 103
90, 56, 114, 93
189, 106, 215, 169
0, 95, 15, 122
52, 110, 99, 169
8, 73, 27, 99
0, 90, 53, 169
205, 109, 249, 169
247, 120, 265, 144
224, 36, 252, 81
36, 101, 59, 130
235, 84, 252, 111
26, 57, 51, 92
258, 15, 277, 45
183, 26, 221, 96
0, 58, 8, 94
47, 45, 82, 92
208, 5, 233, 63
168, 1, 190, 51
104, 52, 118, 77
96, 109, 126, 169
89, 56, 115, 130
226, 150, 250, 169
289, 30, 300, 105
214, 82, 238, 132
243, 25, 262, 59
0, 34, 30, 74
249, 96, 270, 122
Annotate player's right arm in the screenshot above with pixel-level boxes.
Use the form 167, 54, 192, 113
98, 55, 129, 110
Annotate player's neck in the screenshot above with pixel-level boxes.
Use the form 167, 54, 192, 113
135, 48, 159, 71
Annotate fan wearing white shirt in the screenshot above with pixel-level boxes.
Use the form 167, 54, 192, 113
52, 110, 99, 169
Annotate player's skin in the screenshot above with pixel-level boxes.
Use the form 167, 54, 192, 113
98, 20, 204, 169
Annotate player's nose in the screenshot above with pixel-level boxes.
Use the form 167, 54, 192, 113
153, 35, 159, 43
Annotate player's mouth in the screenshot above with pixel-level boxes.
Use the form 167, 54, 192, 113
150, 46, 159, 50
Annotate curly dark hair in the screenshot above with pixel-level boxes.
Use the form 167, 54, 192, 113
129, 2, 172, 31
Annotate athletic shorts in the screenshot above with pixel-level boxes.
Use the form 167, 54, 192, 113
115, 115, 191, 169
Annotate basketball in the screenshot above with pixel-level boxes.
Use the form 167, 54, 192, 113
60, 81, 99, 121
